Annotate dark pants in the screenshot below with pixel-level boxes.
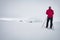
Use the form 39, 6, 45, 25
46, 17, 53, 28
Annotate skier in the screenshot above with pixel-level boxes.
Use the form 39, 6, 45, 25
46, 6, 54, 29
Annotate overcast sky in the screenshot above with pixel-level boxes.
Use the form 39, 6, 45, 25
0, 0, 60, 21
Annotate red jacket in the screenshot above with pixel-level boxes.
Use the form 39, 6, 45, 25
46, 9, 54, 18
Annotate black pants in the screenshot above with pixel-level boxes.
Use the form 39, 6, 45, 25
46, 17, 53, 28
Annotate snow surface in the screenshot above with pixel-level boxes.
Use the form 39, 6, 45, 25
0, 18, 60, 40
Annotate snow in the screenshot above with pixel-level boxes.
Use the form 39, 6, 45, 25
0, 18, 60, 40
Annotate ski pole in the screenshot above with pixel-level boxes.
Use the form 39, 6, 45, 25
41, 17, 47, 28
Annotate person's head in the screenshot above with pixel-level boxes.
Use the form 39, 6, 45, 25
49, 6, 51, 9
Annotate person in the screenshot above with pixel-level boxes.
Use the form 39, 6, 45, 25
46, 6, 54, 29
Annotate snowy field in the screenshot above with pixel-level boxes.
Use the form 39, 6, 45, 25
0, 18, 60, 40
0, 0, 60, 40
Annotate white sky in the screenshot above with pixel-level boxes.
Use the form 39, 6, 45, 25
0, 0, 60, 21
